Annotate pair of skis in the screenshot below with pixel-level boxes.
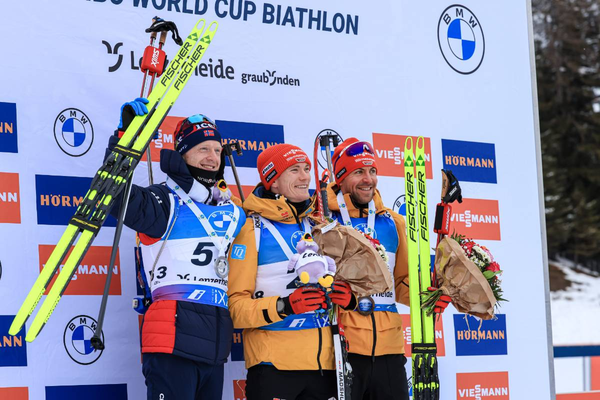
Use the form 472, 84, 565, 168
9, 18, 218, 342
404, 137, 439, 400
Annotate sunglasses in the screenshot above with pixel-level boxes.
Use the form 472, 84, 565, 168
333, 141, 375, 167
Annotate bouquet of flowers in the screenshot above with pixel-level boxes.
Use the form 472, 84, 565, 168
361, 233, 389, 264
311, 221, 393, 296
421, 234, 507, 319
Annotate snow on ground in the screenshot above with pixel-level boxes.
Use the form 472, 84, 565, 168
550, 258, 600, 346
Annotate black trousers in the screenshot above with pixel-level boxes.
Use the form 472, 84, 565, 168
142, 353, 224, 400
246, 364, 337, 400
349, 353, 410, 400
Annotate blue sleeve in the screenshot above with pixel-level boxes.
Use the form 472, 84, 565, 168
105, 134, 171, 238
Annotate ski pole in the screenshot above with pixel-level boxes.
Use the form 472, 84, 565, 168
90, 171, 135, 350
432, 169, 462, 285
223, 141, 245, 202
90, 17, 182, 350
140, 17, 180, 185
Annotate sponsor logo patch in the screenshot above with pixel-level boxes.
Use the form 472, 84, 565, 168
54, 108, 94, 157
0, 315, 27, 367
456, 371, 510, 399
233, 379, 247, 400
217, 120, 285, 168
438, 5, 485, 74
35, 175, 117, 226
46, 383, 127, 400
231, 244, 247, 260
0, 387, 28, 400
231, 328, 245, 362
371, 134, 433, 179
0, 102, 18, 153
39, 245, 121, 296
442, 139, 497, 183
0, 172, 21, 223
63, 315, 104, 365
450, 198, 501, 240
454, 314, 507, 356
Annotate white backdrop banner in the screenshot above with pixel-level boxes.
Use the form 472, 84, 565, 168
0, 1, 552, 399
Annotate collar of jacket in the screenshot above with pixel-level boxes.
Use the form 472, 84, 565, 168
325, 182, 388, 217
243, 183, 317, 223
160, 149, 212, 204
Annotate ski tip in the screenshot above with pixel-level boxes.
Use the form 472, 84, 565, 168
8, 321, 23, 337
207, 21, 218, 32
404, 136, 414, 151
25, 327, 39, 342
194, 19, 206, 31
416, 136, 426, 150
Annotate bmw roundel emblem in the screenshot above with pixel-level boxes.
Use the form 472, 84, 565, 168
63, 315, 103, 365
54, 108, 94, 157
438, 5, 485, 74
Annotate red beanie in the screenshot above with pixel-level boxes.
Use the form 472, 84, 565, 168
257, 144, 312, 190
332, 138, 378, 183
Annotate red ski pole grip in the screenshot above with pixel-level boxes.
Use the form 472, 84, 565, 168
141, 46, 166, 76
433, 202, 452, 235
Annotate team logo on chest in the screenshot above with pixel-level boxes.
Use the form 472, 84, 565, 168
208, 210, 235, 233
354, 223, 377, 239
290, 230, 305, 250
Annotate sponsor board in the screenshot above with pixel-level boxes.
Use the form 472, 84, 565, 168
217, 120, 285, 168
39, 245, 121, 296
456, 371, 509, 399
35, 175, 117, 226
454, 314, 507, 356
0, 102, 18, 153
233, 379, 247, 400
0, 172, 20, 224
371, 134, 433, 179
0, 315, 27, 367
438, 5, 485, 74
63, 315, 104, 365
231, 328, 245, 362
442, 139, 497, 183
46, 384, 127, 400
0, 387, 28, 400
450, 198, 501, 240
401, 314, 446, 357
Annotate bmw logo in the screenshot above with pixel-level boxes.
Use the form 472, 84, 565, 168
354, 223, 377, 239
393, 195, 406, 216
63, 315, 103, 365
54, 108, 94, 157
438, 5, 485, 74
208, 210, 235, 233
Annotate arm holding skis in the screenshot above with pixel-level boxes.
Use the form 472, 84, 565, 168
228, 220, 286, 328
390, 210, 410, 306
103, 97, 172, 238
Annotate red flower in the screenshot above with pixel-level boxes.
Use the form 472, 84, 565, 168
487, 262, 500, 272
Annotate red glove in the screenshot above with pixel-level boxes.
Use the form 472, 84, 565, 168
282, 286, 327, 315
330, 281, 356, 310
429, 287, 452, 314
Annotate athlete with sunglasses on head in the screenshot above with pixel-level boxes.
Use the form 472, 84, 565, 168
105, 98, 246, 400
325, 138, 449, 400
